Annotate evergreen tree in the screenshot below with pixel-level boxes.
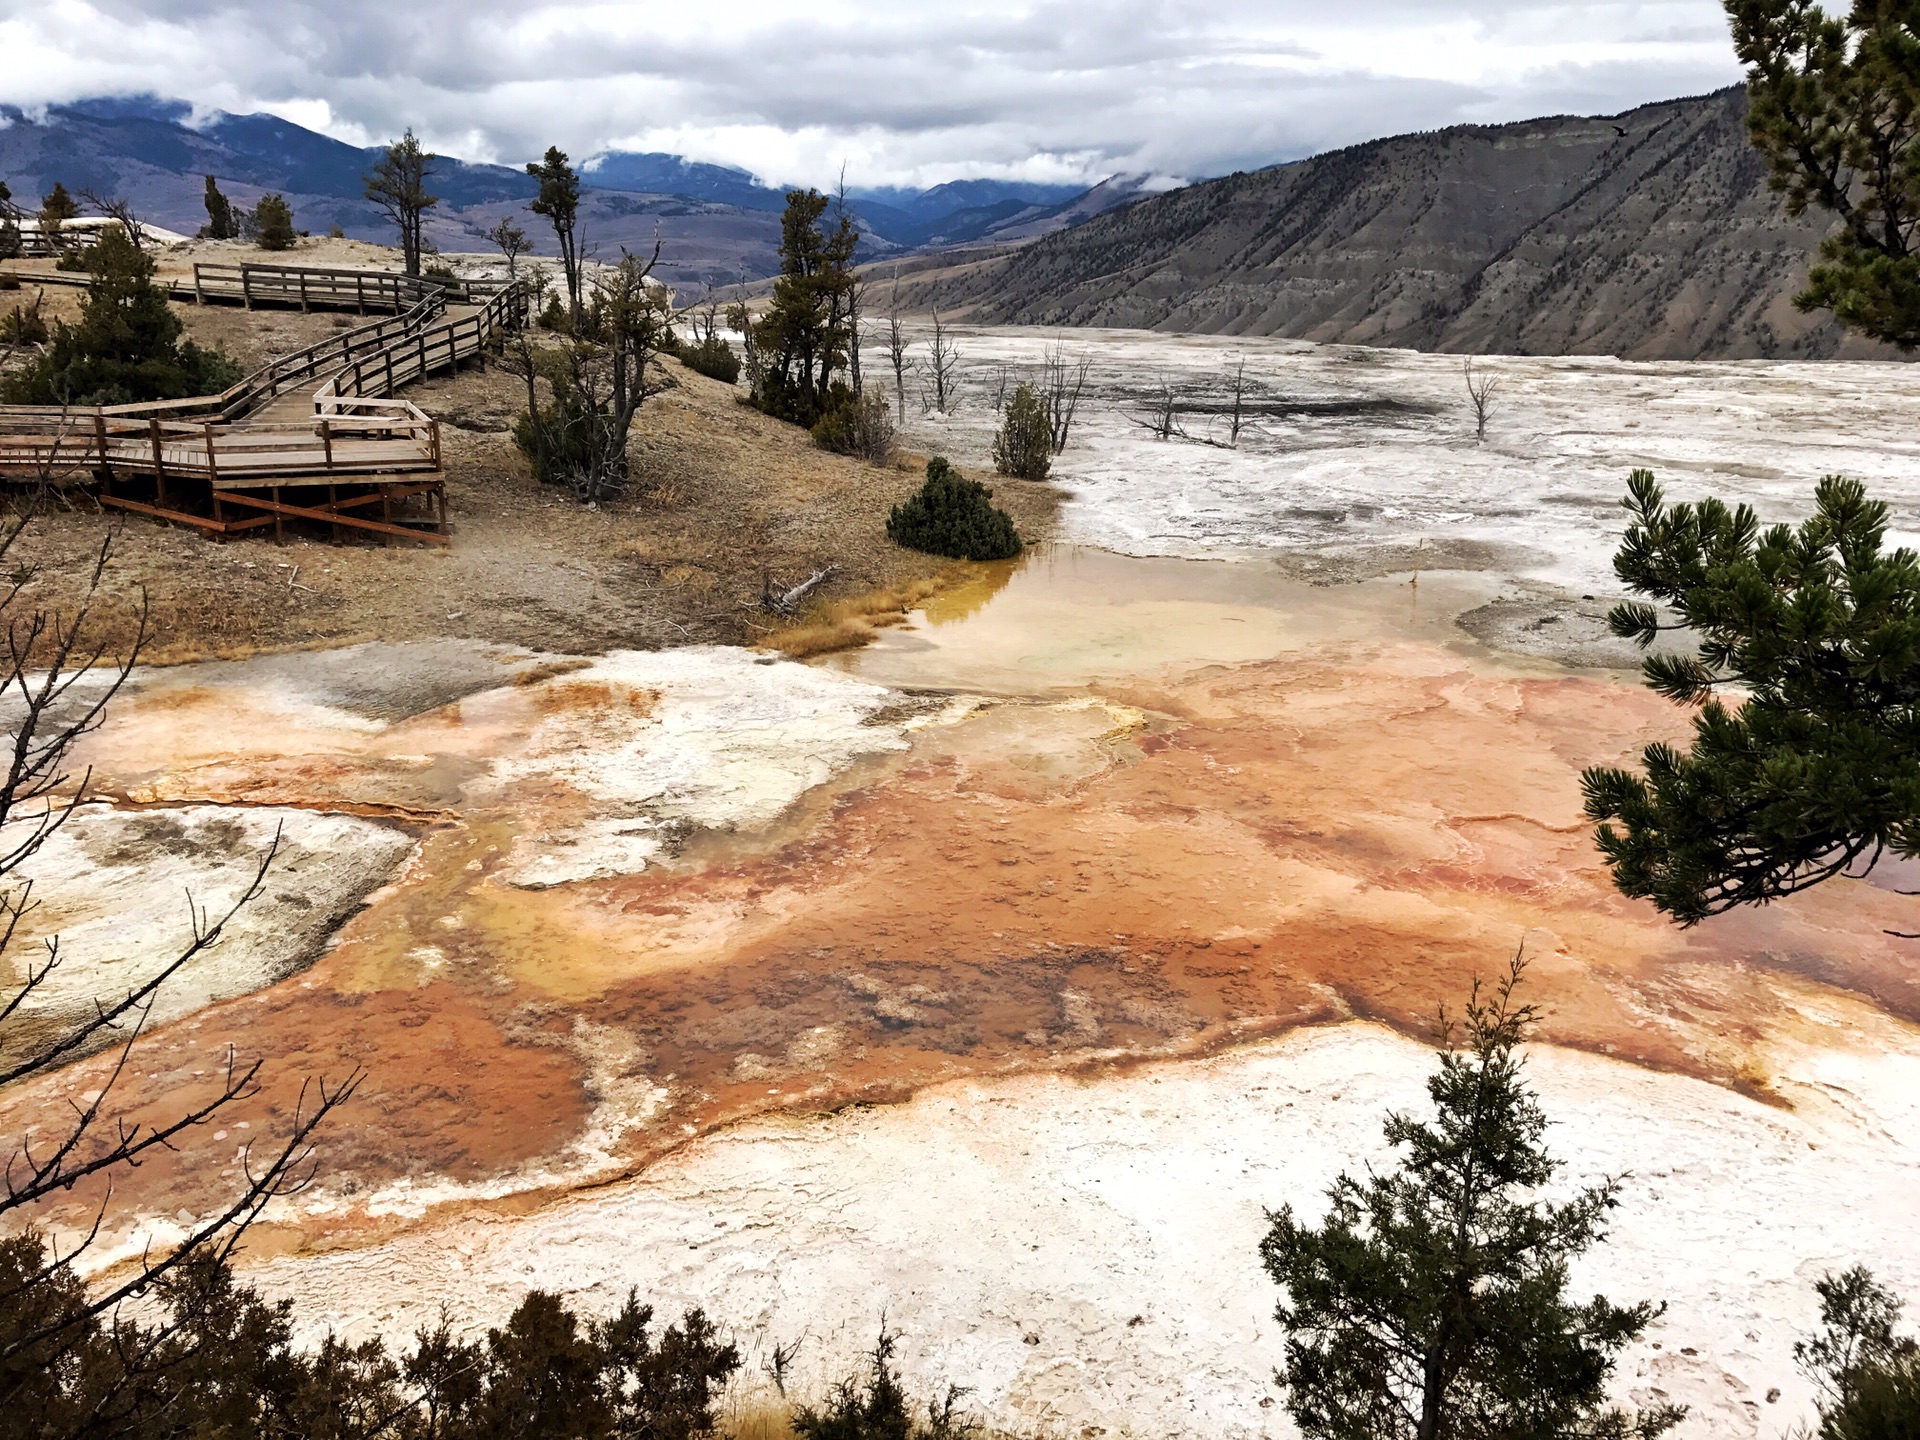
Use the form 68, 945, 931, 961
487, 215, 530, 278
750, 188, 859, 426
253, 193, 296, 251
886, 457, 1022, 561
37, 181, 78, 246
1796, 1267, 1920, 1439
993, 382, 1052, 479
1726, 0, 1920, 346
204, 174, 235, 239
527, 147, 583, 316
1260, 960, 1682, 1440
0, 225, 241, 405
1581, 471, 1920, 923
365, 129, 439, 277
2, 1238, 743, 1438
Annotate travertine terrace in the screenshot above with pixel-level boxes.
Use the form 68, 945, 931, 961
7, 330, 1917, 1440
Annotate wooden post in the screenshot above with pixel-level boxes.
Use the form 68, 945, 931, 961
204, 425, 218, 483
428, 419, 441, 469
94, 413, 109, 468
299, 272, 309, 312
241, 269, 253, 310
320, 418, 333, 471
149, 418, 167, 507
212, 488, 225, 534
328, 483, 342, 545
356, 274, 365, 315
272, 487, 284, 543
193, 265, 205, 304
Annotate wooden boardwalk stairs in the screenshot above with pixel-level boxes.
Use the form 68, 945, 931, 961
0, 263, 528, 546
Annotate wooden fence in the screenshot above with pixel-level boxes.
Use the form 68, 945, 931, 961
185, 262, 506, 311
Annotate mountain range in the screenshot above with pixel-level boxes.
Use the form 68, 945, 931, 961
0, 97, 1142, 285
896, 86, 1900, 362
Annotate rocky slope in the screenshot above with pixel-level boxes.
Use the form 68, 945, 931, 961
904, 87, 1900, 361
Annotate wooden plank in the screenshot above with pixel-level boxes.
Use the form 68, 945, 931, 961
214, 487, 451, 545
149, 418, 167, 506
99, 493, 274, 534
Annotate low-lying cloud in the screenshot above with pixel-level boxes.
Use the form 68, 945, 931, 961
0, 0, 1745, 185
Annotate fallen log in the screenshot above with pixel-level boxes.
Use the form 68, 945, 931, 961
761, 563, 838, 615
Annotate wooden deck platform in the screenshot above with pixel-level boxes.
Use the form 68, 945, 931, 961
0, 268, 526, 546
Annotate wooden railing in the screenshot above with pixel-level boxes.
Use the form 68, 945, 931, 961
0, 408, 442, 483
318, 284, 527, 409
186, 262, 507, 311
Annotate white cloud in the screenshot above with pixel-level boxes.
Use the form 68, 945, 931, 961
0, 0, 1745, 186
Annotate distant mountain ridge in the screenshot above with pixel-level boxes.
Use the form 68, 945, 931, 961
0, 97, 1142, 280
901, 87, 1899, 362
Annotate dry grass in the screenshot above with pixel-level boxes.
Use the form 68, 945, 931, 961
764, 575, 955, 658
10, 282, 1063, 662
138, 631, 381, 668
718, 1395, 799, 1440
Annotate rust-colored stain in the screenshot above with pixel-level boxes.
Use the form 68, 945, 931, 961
8, 640, 1908, 1256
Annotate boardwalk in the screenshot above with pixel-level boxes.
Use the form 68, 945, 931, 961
0, 264, 527, 545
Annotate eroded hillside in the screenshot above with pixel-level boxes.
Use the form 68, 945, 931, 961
902, 88, 1901, 362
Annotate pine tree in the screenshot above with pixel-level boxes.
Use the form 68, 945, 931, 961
1260, 959, 1682, 1440
0, 181, 19, 260
1581, 471, 1920, 923
37, 181, 79, 246
527, 147, 583, 316
203, 175, 234, 240
1796, 1268, 1920, 1439
365, 129, 439, 276
252, 193, 296, 251
993, 382, 1052, 479
487, 215, 530, 277
750, 188, 859, 426
1727, 0, 1920, 346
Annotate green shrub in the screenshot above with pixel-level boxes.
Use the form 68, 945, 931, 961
0, 295, 48, 345
537, 292, 571, 332
795, 1329, 974, 1440
512, 389, 598, 487
751, 367, 830, 426
681, 334, 740, 384
813, 386, 896, 464
55, 249, 89, 272
887, 457, 1022, 561
992, 381, 1052, 480
0, 219, 19, 261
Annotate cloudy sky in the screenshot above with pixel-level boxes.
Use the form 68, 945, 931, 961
1, 1, 1745, 187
